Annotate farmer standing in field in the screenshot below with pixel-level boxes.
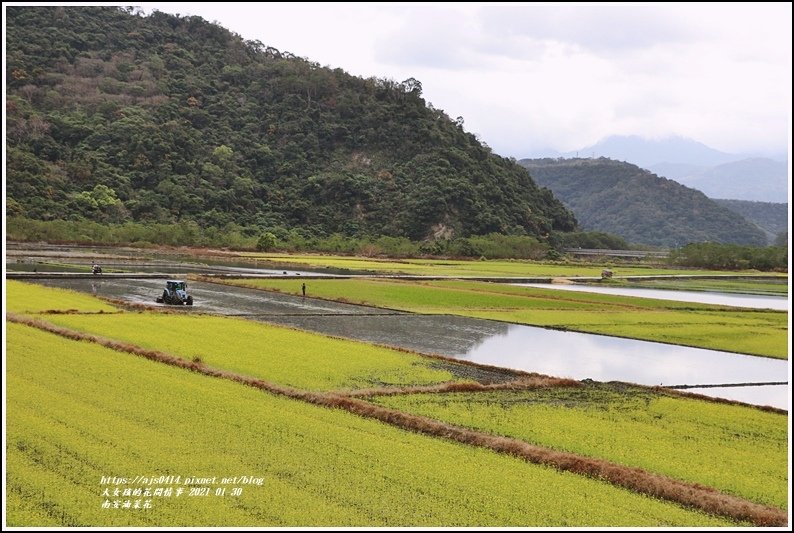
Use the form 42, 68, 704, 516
302, 282, 306, 297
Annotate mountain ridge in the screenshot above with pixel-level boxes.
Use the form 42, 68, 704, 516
524, 135, 788, 203
650, 158, 788, 203
713, 199, 788, 244
5, 6, 576, 241
519, 157, 768, 247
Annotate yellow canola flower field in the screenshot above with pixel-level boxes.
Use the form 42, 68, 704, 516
5, 323, 737, 527
43, 312, 457, 391
375, 386, 788, 510
6, 279, 118, 314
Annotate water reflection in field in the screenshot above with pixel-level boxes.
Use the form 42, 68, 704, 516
515, 283, 789, 310
32, 278, 789, 409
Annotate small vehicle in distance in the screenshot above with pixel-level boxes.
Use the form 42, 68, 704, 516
92, 264, 102, 275
156, 279, 194, 305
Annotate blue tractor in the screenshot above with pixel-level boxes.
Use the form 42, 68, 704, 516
156, 279, 194, 305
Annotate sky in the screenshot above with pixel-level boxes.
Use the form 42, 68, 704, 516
139, 2, 792, 160
4, 2, 788, 160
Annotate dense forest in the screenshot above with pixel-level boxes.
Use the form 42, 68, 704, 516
669, 242, 787, 271
5, 6, 576, 244
519, 158, 768, 248
713, 199, 788, 245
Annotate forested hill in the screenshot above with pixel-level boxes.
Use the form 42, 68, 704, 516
713, 199, 788, 245
519, 158, 767, 247
5, 6, 576, 241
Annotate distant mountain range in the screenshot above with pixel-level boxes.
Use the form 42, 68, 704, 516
525, 135, 788, 203
650, 158, 788, 203
519, 157, 768, 248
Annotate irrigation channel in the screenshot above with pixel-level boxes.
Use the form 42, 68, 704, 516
18, 270, 788, 410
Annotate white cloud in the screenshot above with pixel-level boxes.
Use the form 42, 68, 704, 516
478, 4, 697, 55
140, 2, 791, 157
374, 6, 484, 69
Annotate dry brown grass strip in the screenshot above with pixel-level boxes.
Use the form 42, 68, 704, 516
292, 395, 788, 527
342, 375, 581, 398
40, 309, 122, 315
8, 312, 786, 527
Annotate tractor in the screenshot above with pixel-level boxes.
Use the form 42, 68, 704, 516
156, 279, 194, 305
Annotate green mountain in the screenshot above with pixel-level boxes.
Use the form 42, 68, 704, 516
713, 199, 788, 244
5, 6, 575, 241
519, 158, 767, 247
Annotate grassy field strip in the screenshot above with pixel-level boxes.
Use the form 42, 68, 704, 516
217, 278, 788, 359
428, 280, 776, 308
215, 277, 710, 312
614, 278, 789, 296
38, 313, 460, 392
6, 314, 785, 526
239, 252, 764, 278
461, 309, 787, 359
373, 387, 789, 511
6, 280, 119, 314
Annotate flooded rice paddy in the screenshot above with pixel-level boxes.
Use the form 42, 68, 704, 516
514, 283, 789, 311
31, 276, 789, 410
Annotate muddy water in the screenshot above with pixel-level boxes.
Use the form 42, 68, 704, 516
271, 314, 512, 357
33, 278, 789, 409
34, 278, 398, 316
515, 283, 789, 311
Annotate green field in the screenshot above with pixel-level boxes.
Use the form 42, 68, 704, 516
6, 322, 740, 527
612, 278, 789, 295
6, 280, 119, 314
40, 313, 460, 392
241, 252, 762, 278
373, 384, 788, 509
220, 279, 788, 358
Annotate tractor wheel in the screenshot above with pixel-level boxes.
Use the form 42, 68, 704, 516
186, 296, 194, 306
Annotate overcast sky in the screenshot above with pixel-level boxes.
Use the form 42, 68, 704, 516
141, 3, 790, 159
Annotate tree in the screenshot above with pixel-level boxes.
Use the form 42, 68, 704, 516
212, 144, 234, 164
400, 77, 422, 96
256, 232, 277, 251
